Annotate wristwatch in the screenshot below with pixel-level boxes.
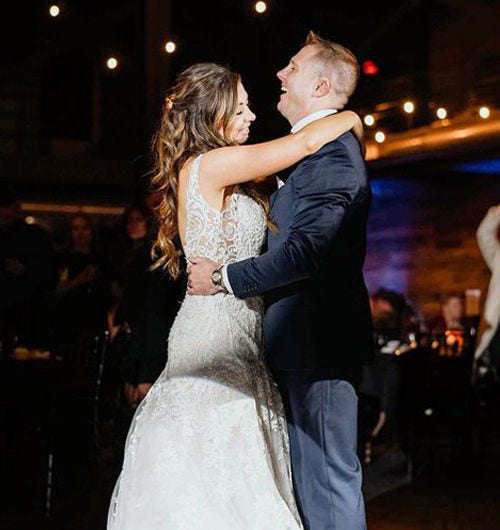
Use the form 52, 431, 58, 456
211, 266, 227, 293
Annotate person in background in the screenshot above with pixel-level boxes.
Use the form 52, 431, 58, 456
428, 292, 467, 336
105, 202, 153, 337
369, 287, 409, 340
103, 202, 155, 438
52, 212, 111, 351
0, 185, 58, 351
359, 287, 411, 466
51, 214, 112, 501
104, 200, 186, 464
474, 203, 500, 381
117, 213, 185, 420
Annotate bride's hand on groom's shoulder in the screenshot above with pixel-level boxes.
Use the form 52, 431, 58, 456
350, 112, 366, 158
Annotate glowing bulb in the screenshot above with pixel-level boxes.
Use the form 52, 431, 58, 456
165, 41, 176, 54
446, 334, 456, 346
106, 57, 118, 70
479, 106, 490, 119
364, 114, 375, 127
49, 5, 60, 17
255, 1, 267, 13
436, 107, 447, 120
403, 101, 415, 114
374, 131, 385, 143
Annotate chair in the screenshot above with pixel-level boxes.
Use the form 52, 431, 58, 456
358, 352, 404, 466
0, 351, 60, 517
45, 330, 110, 516
399, 344, 476, 478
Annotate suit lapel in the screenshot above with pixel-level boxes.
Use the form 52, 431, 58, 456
271, 161, 299, 208
277, 161, 299, 185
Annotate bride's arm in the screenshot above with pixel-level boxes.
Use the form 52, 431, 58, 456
201, 110, 363, 189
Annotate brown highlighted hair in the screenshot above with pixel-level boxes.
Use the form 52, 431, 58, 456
149, 62, 272, 279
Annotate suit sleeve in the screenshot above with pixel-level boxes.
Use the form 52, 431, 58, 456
227, 142, 360, 298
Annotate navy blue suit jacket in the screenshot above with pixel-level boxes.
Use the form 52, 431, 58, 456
227, 131, 373, 387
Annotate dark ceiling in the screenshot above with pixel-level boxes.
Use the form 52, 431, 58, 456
1, 0, 499, 189
1, 1, 444, 144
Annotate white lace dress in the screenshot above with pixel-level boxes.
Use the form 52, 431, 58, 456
107, 154, 303, 530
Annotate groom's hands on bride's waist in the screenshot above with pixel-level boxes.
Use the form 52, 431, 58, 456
187, 256, 222, 295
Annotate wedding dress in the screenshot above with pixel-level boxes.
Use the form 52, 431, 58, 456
107, 154, 303, 529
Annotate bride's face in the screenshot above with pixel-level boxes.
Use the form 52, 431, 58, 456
225, 82, 256, 145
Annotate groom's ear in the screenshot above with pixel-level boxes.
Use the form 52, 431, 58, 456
313, 77, 331, 98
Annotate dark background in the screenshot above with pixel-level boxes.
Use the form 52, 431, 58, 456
0, 1, 452, 159
1, 0, 500, 313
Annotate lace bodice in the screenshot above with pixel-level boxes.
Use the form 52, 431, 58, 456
183, 153, 267, 265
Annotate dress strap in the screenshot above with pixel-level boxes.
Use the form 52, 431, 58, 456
188, 153, 203, 189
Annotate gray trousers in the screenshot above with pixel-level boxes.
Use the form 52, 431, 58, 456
274, 372, 367, 530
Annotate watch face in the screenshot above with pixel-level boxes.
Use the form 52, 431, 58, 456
211, 270, 222, 284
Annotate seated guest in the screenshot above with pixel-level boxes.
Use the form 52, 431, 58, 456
359, 287, 412, 464
428, 292, 467, 336
370, 287, 411, 343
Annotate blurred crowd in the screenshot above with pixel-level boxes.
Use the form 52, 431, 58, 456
1, 183, 499, 474
0, 185, 186, 428
356, 203, 500, 468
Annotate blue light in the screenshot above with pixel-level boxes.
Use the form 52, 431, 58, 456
454, 158, 500, 175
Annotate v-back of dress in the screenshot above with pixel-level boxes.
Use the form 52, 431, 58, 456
107, 154, 303, 529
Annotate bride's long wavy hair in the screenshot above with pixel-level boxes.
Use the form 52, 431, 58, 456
149, 62, 272, 279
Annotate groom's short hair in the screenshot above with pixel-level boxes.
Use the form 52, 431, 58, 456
303, 30, 360, 100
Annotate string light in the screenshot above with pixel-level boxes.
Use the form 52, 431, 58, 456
42, 4, 498, 140
49, 5, 60, 17
479, 106, 490, 119
403, 100, 415, 114
364, 114, 375, 127
436, 107, 447, 120
164, 41, 176, 54
106, 57, 118, 70
254, 1, 267, 14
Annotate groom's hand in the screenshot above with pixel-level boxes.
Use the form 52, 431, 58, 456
187, 256, 219, 295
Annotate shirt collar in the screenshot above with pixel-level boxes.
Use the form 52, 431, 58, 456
291, 109, 338, 134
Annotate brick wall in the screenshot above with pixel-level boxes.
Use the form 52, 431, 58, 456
364, 168, 500, 320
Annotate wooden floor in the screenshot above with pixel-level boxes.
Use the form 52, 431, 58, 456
367, 463, 500, 530
3, 379, 500, 530
2, 448, 500, 530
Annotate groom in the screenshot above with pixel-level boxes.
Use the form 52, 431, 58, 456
188, 31, 373, 530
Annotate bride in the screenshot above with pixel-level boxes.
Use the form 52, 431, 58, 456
107, 61, 363, 529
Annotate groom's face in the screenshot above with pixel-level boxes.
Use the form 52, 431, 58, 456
276, 44, 321, 126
